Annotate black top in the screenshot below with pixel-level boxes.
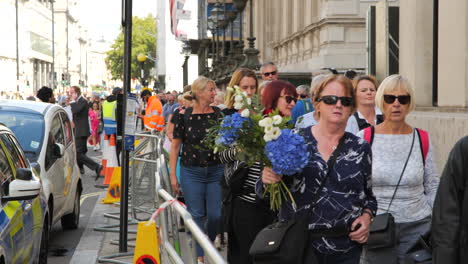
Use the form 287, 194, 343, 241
173, 107, 221, 167
353, 111, 384, 131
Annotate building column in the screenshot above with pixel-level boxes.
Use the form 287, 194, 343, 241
438, 0, 468, 107
399, 0, 433, 107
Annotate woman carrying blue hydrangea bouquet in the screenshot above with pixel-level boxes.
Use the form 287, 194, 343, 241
219, 78, 298, 264
261, 75, 377, 264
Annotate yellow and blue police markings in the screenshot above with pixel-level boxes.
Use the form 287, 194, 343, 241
0, 138, 47, 263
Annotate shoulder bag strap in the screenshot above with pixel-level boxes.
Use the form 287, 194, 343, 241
306, 134, 347, 215
386, 129, 416, 212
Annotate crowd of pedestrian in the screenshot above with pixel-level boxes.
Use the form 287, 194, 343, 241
12, 61, 467, 263
160, 61, 468, 264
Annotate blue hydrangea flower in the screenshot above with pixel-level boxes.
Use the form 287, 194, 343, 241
265, 129, 310, 175
216, 113, 250, 146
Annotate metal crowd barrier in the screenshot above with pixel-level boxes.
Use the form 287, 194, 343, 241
128, 132, 227, 264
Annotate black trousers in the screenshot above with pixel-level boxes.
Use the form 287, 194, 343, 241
75, 136, 100, 171
227, 197, 276, 264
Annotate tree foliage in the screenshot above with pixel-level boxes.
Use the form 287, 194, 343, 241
105, 15, 157, 81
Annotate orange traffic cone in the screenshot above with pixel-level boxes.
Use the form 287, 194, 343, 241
103, 134, 118, 185
100, 134, 109, 177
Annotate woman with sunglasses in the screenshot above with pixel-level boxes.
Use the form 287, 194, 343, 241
295, 75, 359, 134
357, 75, 439, 263
352, 75, 384, 131
261, 75, 377, 263
218, 68, 277, 264
261, 80, 298, 116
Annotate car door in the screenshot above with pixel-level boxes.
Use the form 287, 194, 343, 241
0, 135, 27, 263
59, 111, 76, 198
45, 113, 67, 214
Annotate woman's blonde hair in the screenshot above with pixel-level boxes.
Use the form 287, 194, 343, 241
375, 74, 415, 112
225, 68, 258, 108
191, 76, 216, 102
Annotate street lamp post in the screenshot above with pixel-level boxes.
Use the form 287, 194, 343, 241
50, 0, 55, 90
137, 54, 147, 87
181, 42, 191, 87
240, 0, 260, 70
15, 0, 19, 93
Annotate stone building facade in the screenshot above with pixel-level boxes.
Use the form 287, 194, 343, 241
250, 0, 468, 172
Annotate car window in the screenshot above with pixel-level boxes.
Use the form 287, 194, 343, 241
59, 112, 73, 145
0, 134, 26, 169
0, 142, 14, 196
51, 114, 65, 145
0, 111, 45, 162
7, 134, 29, 168
44, 132, 57, 171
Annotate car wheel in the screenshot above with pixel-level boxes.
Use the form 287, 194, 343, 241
38, 214, 49, 264
61, 190, 81, 230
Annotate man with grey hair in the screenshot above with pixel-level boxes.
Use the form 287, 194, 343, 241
260, 62, 279, 81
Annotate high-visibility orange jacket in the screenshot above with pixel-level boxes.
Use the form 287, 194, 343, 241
144, 95, 164, 131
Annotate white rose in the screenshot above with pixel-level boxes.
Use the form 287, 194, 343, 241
234, 95, 243, 102
233, 85, 241, 92
263, 133, 273, 142
272, 115, 283, 125
242, 92, 248, 97
264, 125, 273, 134
270, 127, 281, 140
246, 97, 252, 105
241, 109, 250, 117
259, 117, 273, 127
227, 87, 234, 92
234, 102, 244, 110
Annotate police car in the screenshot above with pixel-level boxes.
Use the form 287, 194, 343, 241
0, 100, 82, 231
0, 123, 48, 263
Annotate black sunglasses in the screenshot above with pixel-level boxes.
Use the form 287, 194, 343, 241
383, 95, 411, 105
280, 95, 297, 104
317, 95, 353, 107
299, 94, 307, 99
263, 70, 277, 77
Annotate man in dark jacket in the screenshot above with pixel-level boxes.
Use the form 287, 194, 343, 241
69, 86, 102, 177
432, 136, 468, 263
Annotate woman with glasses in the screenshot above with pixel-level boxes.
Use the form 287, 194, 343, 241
261, 75, 377, 263
352, 75, 384, 131
357, 74, 439, 263
261, 80, 298, 116
295, 75, 359, 134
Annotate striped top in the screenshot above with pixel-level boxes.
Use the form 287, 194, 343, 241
218, 148, 262, 203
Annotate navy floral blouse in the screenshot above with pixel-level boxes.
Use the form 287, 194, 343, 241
269, 127, 377, 254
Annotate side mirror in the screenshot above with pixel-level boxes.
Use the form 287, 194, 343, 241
16, 168, 33, 181
30, 162, 41, 175
1, 176, 41, 202
52, 143, 65, 159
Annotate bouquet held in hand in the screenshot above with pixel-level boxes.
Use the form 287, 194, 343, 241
207, 85, 310, 210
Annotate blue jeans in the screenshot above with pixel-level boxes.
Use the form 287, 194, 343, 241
180, 164, 223, 257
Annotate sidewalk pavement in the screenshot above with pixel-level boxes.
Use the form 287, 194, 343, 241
70, 192, 136, 264
69, 192, 228, 264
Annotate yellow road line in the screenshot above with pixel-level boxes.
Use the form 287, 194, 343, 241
80, 191, 105, 205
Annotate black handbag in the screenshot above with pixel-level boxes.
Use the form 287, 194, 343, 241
367, 130, 415, 249
249, 136, 345, 264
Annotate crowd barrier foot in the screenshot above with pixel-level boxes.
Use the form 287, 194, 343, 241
97, 252, 133, 264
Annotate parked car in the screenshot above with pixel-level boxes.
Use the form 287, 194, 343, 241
0, 100, 82, 231
0, 123, 48, 263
